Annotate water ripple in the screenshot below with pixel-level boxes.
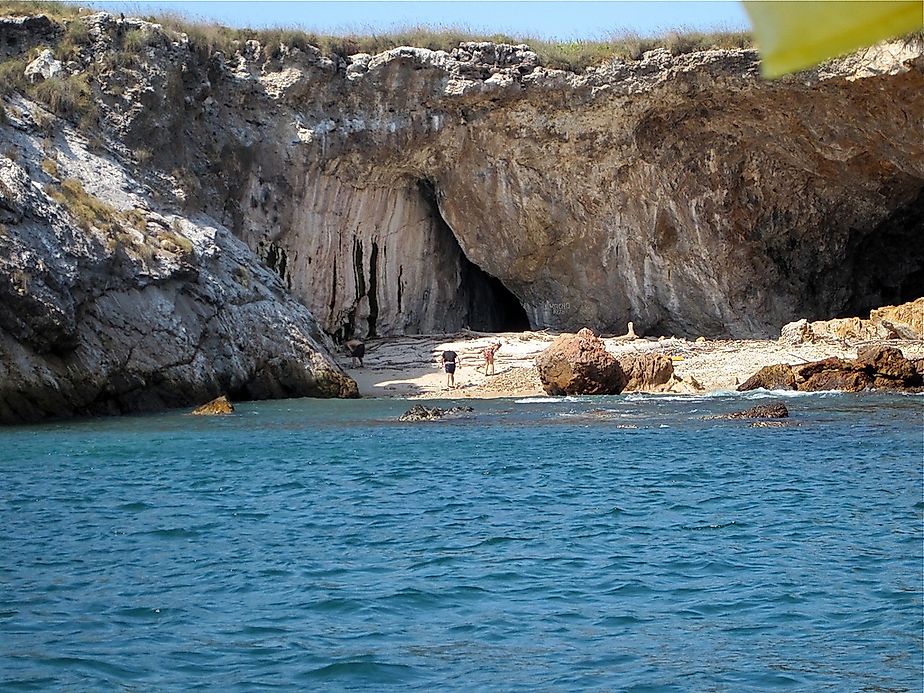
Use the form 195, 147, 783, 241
0, 393, 921, 690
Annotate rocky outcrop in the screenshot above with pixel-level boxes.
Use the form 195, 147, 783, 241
398, 404, 474, 421
1, 11, 923, 421
723, 402, 789, 419
737, 364, 798, 391
780, 298, 923, 344
0, 12, 914, 341
535, 328, 626, 395
191, 395, 234, 415
161, 32, 921, 339
24, 48, 62, 83
0, 129, 357, 424
617, 352, 675, 392
737, 345, 923, 393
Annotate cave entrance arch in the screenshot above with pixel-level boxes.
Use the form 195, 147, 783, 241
459, 252, 532, 332
419, 180, 531, 333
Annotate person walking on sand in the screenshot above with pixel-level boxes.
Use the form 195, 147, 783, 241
345, 339, 365, 368
440, 349, 459, 389
482, 341, 501, 376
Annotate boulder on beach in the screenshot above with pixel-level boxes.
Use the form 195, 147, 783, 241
737, 364, 797, 391
191, 395, 234, 415
617, 352, 675, 392
738, 346, 923, 393
782, 299, 924, 344
535, 328, 626, 396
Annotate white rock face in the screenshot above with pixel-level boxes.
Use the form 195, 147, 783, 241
0, 119, 357, 424
24, 48, 63, 82
110, 30, 915, 340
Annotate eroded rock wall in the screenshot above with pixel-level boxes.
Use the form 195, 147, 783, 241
4, 12, 924, 344
0, 109, 356, 424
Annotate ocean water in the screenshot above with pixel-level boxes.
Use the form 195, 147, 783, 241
0, 392, 921, 691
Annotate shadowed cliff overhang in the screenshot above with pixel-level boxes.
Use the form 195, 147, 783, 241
418, 179, 531, 332
11, 12, 918, 339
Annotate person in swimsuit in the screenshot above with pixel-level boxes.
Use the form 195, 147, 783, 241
482, 341, 501, 376
440, 349, 459, 389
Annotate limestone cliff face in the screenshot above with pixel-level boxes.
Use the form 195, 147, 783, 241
0, 109, 356, 424
84, 23, 919, 340
3, 11, 924, 354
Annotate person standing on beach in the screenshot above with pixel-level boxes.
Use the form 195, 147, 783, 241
345, 339, 365, 368
440, 349, 459, 389
482, 341, 501, 376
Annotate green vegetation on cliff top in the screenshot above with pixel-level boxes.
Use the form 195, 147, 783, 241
0, 0, 754, 70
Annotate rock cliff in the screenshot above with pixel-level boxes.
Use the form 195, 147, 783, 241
1, 11, 923, 421
0, 109, 356, 424
53, 16, 915, 340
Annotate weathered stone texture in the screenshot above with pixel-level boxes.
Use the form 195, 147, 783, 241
45, 13, 921, 340
737, 345, 923, 393
617, 352, 675, 392
0, 147, 356, 424
535, 328, 626, 395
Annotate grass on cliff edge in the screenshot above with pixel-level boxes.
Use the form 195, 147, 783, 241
0, 0, 753, 70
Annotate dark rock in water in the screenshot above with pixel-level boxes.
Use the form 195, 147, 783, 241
725, 402, 789, 419
535, 328, 626, 396
192, 395, 234, 415
398, 404, 474, 422
750, 420, 788, 428
737, 364, 796, 391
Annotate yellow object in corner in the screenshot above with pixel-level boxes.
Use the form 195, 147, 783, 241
743, 0, 924, 78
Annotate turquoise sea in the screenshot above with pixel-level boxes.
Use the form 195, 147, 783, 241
1, 392, 921, 691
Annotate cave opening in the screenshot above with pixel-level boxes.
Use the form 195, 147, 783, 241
459, 254, 532, 332
842, 188, 924, 316
419, 179, 531, 332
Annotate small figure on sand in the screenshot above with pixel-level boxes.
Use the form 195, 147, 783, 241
440, 349, 459, 389
345, 339, 365, 368
482, 341, 501, 376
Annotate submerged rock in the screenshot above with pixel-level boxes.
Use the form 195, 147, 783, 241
191, 395, 234, 415
724, 402, 790, 419
398, 404, 474, 422
535, 329, 626, 396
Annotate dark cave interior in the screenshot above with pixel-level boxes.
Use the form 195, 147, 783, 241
420, 179, 531, 333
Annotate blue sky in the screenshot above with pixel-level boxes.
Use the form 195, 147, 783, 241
83, 1, 751, 39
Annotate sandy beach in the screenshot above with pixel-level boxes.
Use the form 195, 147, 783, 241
337, 330, 924, 399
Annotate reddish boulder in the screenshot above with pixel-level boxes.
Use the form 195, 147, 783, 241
618, 352, 675, 392
737, 364, 796, 391
535, 328, 626, 395
856, 345, 918, 382
738, 347, 923, 394
794, 357, 872, 391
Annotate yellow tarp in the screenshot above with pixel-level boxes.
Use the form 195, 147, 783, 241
743, 0, 924, 77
